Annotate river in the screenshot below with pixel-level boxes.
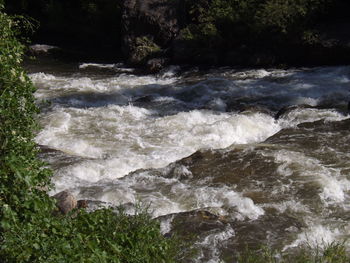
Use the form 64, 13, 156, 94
27, 56, 350, 262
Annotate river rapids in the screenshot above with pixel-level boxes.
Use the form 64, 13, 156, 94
28, 58, 350, 262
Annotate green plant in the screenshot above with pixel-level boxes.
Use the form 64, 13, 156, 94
2, 208, 179, 263
180, 0, 334, 55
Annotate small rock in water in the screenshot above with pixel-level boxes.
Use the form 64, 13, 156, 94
275, 104, 314, 120
53, 191, 77, 215
77, 200, 88, 209
146, 57, 169, 73
134, 95, 154, 103
160, 210, 229, 237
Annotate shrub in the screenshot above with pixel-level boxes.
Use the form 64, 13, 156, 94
180, 0, 334, 53
2, 208, 179, 263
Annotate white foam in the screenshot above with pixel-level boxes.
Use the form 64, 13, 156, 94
278, 108, 347, 128
79, 63, 136, 73
65, 169, 264, 220
265, 200, 310, 214
30, 72, 57, 83
31, 72, 178, 101
274, 150, 348, 203
284, 225, 340, 250
229, 69, 273, 79
195, 225, 235, 263
79, 63, 117, 69
160, 65, 181, 78
160, 215, 175, 235
30, 44, 58, 53
37, 106, 280, 183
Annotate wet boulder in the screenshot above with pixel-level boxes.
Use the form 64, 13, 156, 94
275, 104, 315, 120
77, 200, 88, 209
53, 191, 78, 215
121, 0, 185, 65
127, 36, 162, 66
159, 210, 229, 238
134, 95, 155, 104
226, 102, 273, 116
146, 57, 169, 73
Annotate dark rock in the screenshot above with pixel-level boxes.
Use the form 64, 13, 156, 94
121, 0, 185, 65
171, 33, 220, 66
134, 95, 154, 103
222, 48, 276, 67
77, 200, 88, 209
304, 19, 350, 65
275, 104, 315, 120
222, 50, 249, 66
53, 191, 77, 215
170, 33, 192, 64
158, 210, 229, 237
128, 36, 162, 65
169, 148, 279, 197
38, 145, 91, 171
146, 57, 169, 73
226, 102, 273, 116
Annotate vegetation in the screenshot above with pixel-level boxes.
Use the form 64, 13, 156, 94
0, 4, 179, 262
5, 0, 350, 65
129, 36, 162, 65
177, 0, 336, 65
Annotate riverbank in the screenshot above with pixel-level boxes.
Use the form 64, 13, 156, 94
0, 6, 180, 262
6, 0, 350, 72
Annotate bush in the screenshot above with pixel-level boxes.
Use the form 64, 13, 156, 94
179, 0, 334, 58
0, 4, 179, 262
2, 208, 178, 263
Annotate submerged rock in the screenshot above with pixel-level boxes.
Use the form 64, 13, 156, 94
275, 104, 315, 120
159, 210, 234, 261
146, 57, 169, 73
159, 210, 229, 238
226, 102, 273, 116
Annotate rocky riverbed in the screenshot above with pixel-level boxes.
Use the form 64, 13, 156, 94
29, 59, 350, 262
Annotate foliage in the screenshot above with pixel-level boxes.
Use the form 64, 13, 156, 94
179, 0, 335, 63
0, 0, 54, 228
0, 5, 179, 262
2, 208, 179, 263
129, 36, 162, 65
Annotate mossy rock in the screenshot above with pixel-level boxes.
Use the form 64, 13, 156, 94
129, 36, 162, 65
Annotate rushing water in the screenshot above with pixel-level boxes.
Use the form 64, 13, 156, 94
28, 58, 350, 262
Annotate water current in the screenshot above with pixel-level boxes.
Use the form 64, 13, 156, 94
27, 58, 350, 262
